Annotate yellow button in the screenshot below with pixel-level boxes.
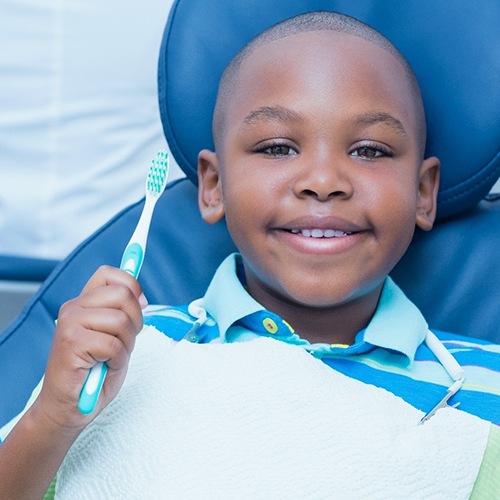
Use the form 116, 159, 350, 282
263, 318, 278, 334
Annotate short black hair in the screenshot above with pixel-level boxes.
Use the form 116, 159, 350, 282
213, 10, 426, 155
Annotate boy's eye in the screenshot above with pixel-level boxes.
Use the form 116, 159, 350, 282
257, 143, 298, 157
350, 144, 392, 159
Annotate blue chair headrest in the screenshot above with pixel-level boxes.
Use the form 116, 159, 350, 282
158, 0, 500, 220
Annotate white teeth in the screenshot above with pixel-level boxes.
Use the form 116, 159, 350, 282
290, 229, 351, 238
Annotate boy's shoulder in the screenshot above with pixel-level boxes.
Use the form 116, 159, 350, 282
430, 329, 500, 368
143, 305, 196, 341
142, 304, 220, 343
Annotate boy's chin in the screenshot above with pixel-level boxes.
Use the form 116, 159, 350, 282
271, 281, 383, 311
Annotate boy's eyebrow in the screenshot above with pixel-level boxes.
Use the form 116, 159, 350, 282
354, 112, 407, 136
241, 107, 407, 137
242, 106, 301, 126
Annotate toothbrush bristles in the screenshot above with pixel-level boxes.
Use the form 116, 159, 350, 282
147, 150, 169, 193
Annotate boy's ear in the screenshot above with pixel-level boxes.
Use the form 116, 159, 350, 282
415, 156, 440, 231
197, 149, 225, 224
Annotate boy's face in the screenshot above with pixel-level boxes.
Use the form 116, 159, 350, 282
199, 31, 439, 312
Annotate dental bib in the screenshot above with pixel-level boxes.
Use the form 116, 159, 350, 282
56, 326, 489, 499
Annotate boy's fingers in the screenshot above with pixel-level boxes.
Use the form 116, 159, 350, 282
57, 281, 145, 372
38, 266, 147, 427
65, 283, 144, 334
81, 265, 145, 303
54, 324, 131, 372
58, 305, 140, 356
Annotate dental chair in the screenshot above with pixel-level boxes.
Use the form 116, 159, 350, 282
1, 0, 499, 428
0, 256, 58, 332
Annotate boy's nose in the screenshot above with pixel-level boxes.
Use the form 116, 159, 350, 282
293, 154, 353, 202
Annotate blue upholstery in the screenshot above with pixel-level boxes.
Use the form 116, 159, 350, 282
160, 0, 500, 220
1, 0, 499, 428
0, 256, 58, 282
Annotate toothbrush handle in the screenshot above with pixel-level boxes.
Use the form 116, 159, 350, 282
119, 242, 144, 278
78, 362, 108, 414
118, 198, 153, 279
77, 242, 142, 414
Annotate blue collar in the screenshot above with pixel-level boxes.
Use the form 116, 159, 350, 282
202, 254, 427, 363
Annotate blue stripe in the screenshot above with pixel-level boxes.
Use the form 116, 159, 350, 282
143, 315, 191, 341
321, 356, 500, 424
445, 350, 500, 373
143, 309, 220, 344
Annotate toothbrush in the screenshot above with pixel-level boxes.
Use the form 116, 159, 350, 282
78, 150, 169, 414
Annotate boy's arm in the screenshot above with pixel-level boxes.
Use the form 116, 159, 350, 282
0, 265, 146, 499
0, 401, 81, 499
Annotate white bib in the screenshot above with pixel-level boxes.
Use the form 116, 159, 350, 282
56, 326, 490, 499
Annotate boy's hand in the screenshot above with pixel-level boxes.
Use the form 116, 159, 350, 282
31, 265, 147, 433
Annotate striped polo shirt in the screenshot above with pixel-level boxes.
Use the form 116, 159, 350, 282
144, 253, 500, 424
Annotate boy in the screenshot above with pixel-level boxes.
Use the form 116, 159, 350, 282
1, 11, 499, 499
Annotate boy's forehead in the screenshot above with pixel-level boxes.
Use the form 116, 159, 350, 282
251, 29, 374, 56
215, 29, 424, 152
235, 30, 409, 99
231, 30, 413, 112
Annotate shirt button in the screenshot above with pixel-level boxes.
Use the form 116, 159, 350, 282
263, 317, 278, 334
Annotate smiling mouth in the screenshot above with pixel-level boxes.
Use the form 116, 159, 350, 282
289, 229, 352, 238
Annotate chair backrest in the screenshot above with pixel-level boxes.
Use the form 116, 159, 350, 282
1, 0, 499, 428
160, 0, 500, 220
